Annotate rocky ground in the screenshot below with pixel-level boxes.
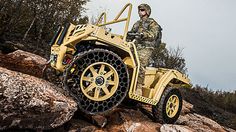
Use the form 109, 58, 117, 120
0, 47, 236, 132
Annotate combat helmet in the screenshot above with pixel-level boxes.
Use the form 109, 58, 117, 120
138, 4, 151, 17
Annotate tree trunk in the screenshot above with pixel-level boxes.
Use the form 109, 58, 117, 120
23, 17, 36, 41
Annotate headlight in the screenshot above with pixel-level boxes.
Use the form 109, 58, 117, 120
50, 54, 57, 66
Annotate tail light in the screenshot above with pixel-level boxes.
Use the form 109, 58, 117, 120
62, 54, 72, 65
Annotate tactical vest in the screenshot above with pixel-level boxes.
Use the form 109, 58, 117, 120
135, 18, 162, 48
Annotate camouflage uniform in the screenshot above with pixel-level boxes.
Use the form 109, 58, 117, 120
130, 4, 162, 94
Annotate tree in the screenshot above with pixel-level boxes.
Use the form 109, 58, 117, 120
0, 0, 89, 43
152, 43, 187, 74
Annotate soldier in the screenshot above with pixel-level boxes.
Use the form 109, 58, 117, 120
128, 4, 162, 94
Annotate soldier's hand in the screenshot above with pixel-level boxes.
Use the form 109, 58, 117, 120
127, 31, 136, 36
134, 32, 144, 40
127, 32, 144, 41
126, 31, 135, 41
139, 32, 144, 39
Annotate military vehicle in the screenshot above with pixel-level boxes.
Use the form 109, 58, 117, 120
49, 3, 191, 123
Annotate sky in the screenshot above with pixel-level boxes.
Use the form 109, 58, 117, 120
83, 0, 236, 91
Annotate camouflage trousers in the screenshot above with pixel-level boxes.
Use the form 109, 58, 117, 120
136, 46, 154, 94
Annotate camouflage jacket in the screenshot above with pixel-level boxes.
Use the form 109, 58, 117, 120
131, 18, 161, 47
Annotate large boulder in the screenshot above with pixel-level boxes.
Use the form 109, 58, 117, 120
0, 67, 77, 130
0, 50, 47, 78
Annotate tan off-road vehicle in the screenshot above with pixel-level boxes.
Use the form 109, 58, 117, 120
49, 3, 191, 123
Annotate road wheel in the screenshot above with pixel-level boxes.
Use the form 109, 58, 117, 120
63, 49, 129, 114
152, 87, 182, 124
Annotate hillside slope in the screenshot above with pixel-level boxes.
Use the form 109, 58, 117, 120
0, 48, 235, 132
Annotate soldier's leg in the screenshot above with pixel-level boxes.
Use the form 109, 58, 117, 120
137, 48, 154, 94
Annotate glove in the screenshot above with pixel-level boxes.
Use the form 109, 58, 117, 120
127, 31, 144, 41
126, 31, 135, 40
134, 32, 144, 40
139, 32, 144, 39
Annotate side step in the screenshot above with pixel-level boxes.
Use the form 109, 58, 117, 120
129, 93, 157, 105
